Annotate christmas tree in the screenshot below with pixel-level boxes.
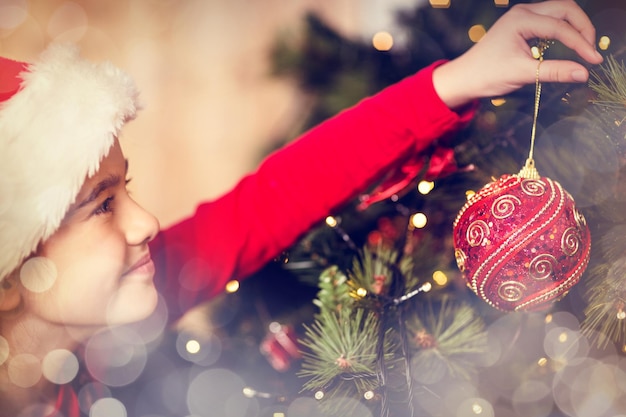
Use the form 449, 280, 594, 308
166, 2, 626, 417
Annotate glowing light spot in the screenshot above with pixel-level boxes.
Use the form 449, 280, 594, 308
429, 0, 450, 8
364, 390, 375, 400
225, 280, 240, 293
411, 213, 427, 229
558, 332, 568, 343
599, 35, 611, 51
274, 413, 285, 417
537, 357, 548, 367
0, 0, 28, 30
617, 310, 626, 320
531, 46, 542, 59
186, 340, 201, 354
47, 2, 88, 43
494, 0, 509, 6
468, 25, 486, 43
372, 31, 393, 51
20, 256, 57, 293
472, 402, 483, 414
432, 270, 448, 286
466, 190, 476, 200
269, 321, 282, 333
243, 387, 256, 398
356, 287, 368, 297
0, 336, 8, 366
417, 180, 435, 195
325, 216, 338, 228
90, 397, 127, 417
490, 98, 506, 107
8, 354, 41, 388
421, 282, 432, 292
545, 314, 553, 324
42, 349, 79, 385
314, 391, 324, 400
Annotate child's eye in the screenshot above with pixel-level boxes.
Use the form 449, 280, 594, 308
93, 196, 114, 216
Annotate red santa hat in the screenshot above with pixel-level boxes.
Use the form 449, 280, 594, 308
0, 44, 141, 281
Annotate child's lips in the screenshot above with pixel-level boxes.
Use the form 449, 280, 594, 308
122, 253, 155, 278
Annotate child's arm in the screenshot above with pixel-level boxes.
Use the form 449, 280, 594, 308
151, 0, 602, 318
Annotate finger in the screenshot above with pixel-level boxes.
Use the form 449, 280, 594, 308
516, 0, 596, 46
538, 60, 590, 83
514, 13, 603, 65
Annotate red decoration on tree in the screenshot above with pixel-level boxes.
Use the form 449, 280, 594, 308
452, 169, 591, 312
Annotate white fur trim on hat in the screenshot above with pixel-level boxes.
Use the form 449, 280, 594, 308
0, 43, 141, 280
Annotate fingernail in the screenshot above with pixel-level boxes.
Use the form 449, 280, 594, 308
572, 70, 587, 82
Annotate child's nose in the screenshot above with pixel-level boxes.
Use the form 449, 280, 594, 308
123, 199, 160, 246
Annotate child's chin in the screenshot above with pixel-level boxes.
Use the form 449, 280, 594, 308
106, 286, 159, 325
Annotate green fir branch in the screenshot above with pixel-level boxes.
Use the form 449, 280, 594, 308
407, 296, 488, 381
589, 55, 626, 109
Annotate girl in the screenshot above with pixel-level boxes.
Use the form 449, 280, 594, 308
0, 1, 603, 415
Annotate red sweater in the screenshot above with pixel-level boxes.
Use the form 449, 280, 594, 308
150, 61, 475, 320
49, 61, 475, 417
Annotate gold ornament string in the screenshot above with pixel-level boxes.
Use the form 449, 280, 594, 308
518, 40, 553, 179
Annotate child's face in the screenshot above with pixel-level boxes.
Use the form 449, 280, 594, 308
20, 140, 160, 330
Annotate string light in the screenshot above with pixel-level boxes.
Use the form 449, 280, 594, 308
537, 357, 548, 367
465, 190, 476, 200
185, 339, 201, 354
410, 212, 427, 228
417, 180, 434, 195
372, 31, 393, 51
494, 0, 509, 6
325, 216, 338, 228
490, 98, 506, 107
468, 24, 486, 43
429, 0, 450, 8
314, 390, 324, 400
225, 279, 240, 293
599, 35, 611, 51
432, 270, 448, 286
364, 390, 375, 400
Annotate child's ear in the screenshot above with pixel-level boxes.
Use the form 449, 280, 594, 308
0, 274, 22, 312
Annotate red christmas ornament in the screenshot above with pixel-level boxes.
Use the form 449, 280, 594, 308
452, 163, 591, 312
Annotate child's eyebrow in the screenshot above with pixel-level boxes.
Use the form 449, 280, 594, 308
76, 159, 129, 209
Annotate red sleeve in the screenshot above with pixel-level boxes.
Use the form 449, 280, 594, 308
150, 61, 476, 319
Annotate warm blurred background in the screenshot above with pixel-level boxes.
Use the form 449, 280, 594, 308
5, 1, 626, 416
0, 0, 416, 227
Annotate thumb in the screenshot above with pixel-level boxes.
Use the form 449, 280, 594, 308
538, 60, 590, 83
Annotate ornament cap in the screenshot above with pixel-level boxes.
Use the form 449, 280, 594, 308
517, 158, 540, 179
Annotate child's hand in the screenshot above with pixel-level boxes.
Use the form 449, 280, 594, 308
433, 0, 604, 110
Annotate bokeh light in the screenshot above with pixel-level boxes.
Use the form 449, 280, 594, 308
89, 397, 127, 417
411, 212, 427, 228
468, 25, 486, 43
42, 348, 79, 385
0, 0, 28, 30
418, 180, 435, 195
20, 256, 56, 293
372, 31, 393, 51
599, 35, 611, 50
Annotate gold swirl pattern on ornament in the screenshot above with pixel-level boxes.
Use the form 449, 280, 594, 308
515, 246, 590, 311
498, 281, 527, 302
491, 194, 521, 219
453, 177, 522, 227
473, 178, 562, 309
466, 220, 490, 247
455, 249, 467, 272
561, 227, 580, 257
529, 254, 557, 280
521, 179, 546, 196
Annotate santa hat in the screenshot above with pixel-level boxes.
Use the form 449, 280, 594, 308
0, 44, 141, 281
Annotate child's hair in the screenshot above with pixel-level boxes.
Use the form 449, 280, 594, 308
0, 44, 141, 281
